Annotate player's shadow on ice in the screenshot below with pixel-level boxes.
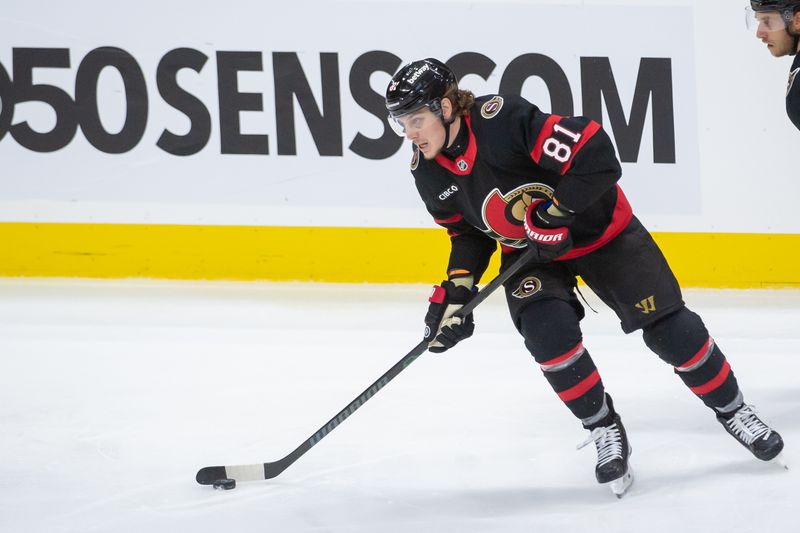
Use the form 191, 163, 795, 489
395, 485, 616, 515
392, 458, 787, 515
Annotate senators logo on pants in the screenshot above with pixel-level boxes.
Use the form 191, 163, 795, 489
481, 183, 554, 247
512, 276, 543, 299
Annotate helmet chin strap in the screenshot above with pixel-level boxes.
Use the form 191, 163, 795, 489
441, 114, 456, 150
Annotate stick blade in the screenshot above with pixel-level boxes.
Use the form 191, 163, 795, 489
196, 466, 228, 485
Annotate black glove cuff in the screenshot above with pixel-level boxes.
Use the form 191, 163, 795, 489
440, 280, 476, 305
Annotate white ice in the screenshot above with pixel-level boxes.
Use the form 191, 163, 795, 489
1, 278, 798, 533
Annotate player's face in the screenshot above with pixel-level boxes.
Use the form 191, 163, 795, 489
754, 11, 795, 57
399, 108, 447, 159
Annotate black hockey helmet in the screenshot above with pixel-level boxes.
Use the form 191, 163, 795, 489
750, 0, 800, 12
385, 58, 457, 135
747, 1, 800, 29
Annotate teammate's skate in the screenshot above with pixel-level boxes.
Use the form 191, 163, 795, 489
717, 404, 784, 462
578, 407, 633, 498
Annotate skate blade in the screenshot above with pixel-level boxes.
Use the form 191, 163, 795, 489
607, 467, 634, 499
773, 453, 789, 471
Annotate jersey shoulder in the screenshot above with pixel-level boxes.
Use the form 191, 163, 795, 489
469, 94, 548, 145
471, 94, 540, 124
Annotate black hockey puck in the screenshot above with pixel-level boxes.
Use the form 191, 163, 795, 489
212, 478, 236, 490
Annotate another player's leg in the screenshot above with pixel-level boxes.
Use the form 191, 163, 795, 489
642, 308, 784, 461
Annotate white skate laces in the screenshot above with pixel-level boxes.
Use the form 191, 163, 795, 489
577, 423, 623, 467
723, 405, 772, 445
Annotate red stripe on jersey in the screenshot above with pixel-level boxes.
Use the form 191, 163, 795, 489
447, 229, 461, 237
539, 342, 584, 368
559, 120, 601, 175
530, 114, 561, 164
556, 185, 633, 261
677, 337, 713, 372
434, 213, 464, 225
435, 115, 477, 175
691, 361, 731, 395
557, 369, 601, 402
500, 244, 519, 254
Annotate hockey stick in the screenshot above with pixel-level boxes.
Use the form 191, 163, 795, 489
196, 246, 538, 486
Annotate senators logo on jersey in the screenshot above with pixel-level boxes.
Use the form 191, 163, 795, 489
481, 183, 554, 247
480, 96, 504, 119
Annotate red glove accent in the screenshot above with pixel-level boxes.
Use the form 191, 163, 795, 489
428, 284, 447, 304
424, 280, 476, 353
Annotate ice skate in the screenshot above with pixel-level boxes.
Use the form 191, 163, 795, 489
578, 412, 633, 498
717, 404, 784, 462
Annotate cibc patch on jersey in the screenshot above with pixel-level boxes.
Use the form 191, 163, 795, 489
480, 96, 504, 119
481, 183, 554, 248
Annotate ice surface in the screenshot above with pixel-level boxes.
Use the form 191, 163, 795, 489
1, 278, 798, 533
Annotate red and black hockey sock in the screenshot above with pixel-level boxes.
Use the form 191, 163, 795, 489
674, 337, 742, 413
519, 299, 608, 424
643, 308, 742, 412
537, 341, 609, 425
537, 343, 608, 426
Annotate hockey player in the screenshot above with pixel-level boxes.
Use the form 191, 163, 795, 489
385, 58, 785, 496
746, 1, 800, 130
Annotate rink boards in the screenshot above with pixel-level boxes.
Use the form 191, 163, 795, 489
1, 222, 798, 288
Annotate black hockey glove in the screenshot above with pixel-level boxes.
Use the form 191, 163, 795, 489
523, 198, 575, 263
424, 278, 476, 353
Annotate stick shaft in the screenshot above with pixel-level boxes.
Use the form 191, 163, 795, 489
196, 247, 536, 484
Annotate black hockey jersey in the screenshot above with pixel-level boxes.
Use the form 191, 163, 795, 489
787, 53, 800, 131
410, 94, 632, 281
